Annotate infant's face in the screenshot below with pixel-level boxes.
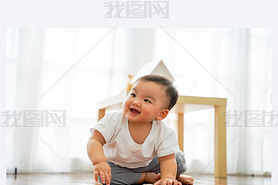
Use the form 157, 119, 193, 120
123, 81, 168, 124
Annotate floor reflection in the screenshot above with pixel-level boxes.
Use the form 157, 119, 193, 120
215, 177, 227, 185
194, 175, 271, 185
7, 173, 271, 185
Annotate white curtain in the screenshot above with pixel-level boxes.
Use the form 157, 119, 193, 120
152, 28, 272, 175
6, 28, 271, 175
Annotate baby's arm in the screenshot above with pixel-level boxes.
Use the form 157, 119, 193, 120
154, 154, 181, 185
87, 130, 111, 185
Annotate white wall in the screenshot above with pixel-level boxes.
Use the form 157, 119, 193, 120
0, 129, 5, 185
0, 29, 6, 185
272, 30, 278, 185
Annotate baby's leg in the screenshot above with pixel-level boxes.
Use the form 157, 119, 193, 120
136, 172, 161, 184
105, 161, 142, 185
176, 175, 194, 185
132, 157, 162, 184
175, 151, 194, 184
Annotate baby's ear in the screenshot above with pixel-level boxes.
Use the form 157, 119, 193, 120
156, 109, 169, 120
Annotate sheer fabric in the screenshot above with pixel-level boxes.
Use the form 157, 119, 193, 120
6, 28, 271, 175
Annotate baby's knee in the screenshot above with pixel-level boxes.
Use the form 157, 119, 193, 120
175, 151, 187, 174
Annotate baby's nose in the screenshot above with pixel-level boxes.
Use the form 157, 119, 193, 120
132, 100, 141, 106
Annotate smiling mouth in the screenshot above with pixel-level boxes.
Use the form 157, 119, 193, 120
130, 108, 140, 114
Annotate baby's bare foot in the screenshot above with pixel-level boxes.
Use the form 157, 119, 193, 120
144, 172, 161, 183
176, 174, 194, 185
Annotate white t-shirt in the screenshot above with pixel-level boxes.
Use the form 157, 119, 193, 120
91, 110, 180, 168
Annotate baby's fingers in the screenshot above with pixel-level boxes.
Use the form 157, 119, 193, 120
98, 171, 111, 185
99, 171, 106, 184
173, 180, 182, 185
94, 171, 99, 182
104, 171, 111, 185
166, 179, 172, 185
161, 179, 170, 185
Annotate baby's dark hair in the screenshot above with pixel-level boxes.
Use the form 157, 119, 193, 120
135, 74, 178, 110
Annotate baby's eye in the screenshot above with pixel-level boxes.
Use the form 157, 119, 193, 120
130, 93, 136, 97
144, 99, 151, 103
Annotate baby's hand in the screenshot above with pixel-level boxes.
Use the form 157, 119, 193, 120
94, 162, 111, 185
154, 177, 182, 185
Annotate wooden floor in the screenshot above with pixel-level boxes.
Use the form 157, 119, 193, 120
6, 173, 271, 185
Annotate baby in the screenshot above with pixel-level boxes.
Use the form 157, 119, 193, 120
87, 74, 194, 185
